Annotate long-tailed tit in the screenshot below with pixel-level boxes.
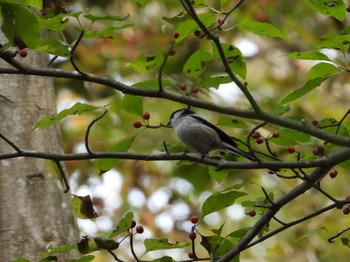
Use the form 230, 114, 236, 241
168, 108, 256, 161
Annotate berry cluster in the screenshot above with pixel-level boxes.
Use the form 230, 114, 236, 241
132, 112, 151, 129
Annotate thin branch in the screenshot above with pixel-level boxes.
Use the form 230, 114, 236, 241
0, 132, 22, 153
54, 161, 70, 193
129, 232, 140, 262
328, 227, 350, 243
158, 40, 175, 92
70, 30, 86, 76
85, 108, 108, 154
107, 250, 125, 262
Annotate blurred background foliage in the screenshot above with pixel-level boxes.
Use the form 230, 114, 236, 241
49, 0, 350, 261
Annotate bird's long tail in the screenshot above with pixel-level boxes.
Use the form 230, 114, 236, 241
227, 146, 259, 162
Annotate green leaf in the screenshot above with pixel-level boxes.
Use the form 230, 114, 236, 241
97, 136, 136, 174
122, 95, 143, 115
307, 62, 340, 79
70, 255, 95, 262
270, 128, 311, 146
280, 63, 340, 104
212, 43, 246, 79
84, 14, 129, 22
295, 227, 328, 242
150, 257, 175, 262
273, 104, 291, 115
237, 21, 285, 38
38, 13, 71, 32
1, 4, 40, 48
70, 195, 98, 220
45, 160, 62, 181
288, 51, 331, 61
33, 102, 99, 129
129, 0, 150, 7
183, 48, 212, 79
208, 166, 229, 183
217, 116, 248, 128
84, 25, 133, 39
44, 244, 77, 254
103, 211, 134, 239
202, 188, 247, 217
198, 76, 232, 89
132, 79, 173, 90
9, 258, 30, 262
303, 0, 346, 21
128, 51, 164, 72
316, 33, 350, 52
35, 39, 70, 57
174, 13, 216, 42
144, 238, 188, 252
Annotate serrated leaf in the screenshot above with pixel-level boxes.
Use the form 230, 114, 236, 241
237, 21, 285, 38
288, 51, 331, 61
33, 102, 99, 129
316, 33, 350, 52
183, 48, 212, 78
122, 95, 143, 115
97, 136, 136, 174
144, 238, 188, 252
202, 189, 247, 217
280, 63, 340, 104
132, 79, 173, 90
70, 195, 98, 220
303, 0, 346, 21
103, 211, 134, 239
212, 43, 246, 79
45, 244, 77, 254
9, 258, 31, 262
208, 166, 229, 183
38, 14, 70, 32
45, 160, 62, 181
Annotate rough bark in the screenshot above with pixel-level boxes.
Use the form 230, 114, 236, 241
0, 42, 78, 259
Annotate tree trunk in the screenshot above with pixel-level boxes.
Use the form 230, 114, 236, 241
0, 39, 78, 260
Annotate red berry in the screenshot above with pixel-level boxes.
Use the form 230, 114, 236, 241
287, 146, 295, 154
188, 251, 195, 259
313, 145, 325, 156
217, 17, 224, 24
272, 131, 280, 138
343, 206, 350, 215
191, 87, 199, 94
329, 169, 338, 178
132, 121, 142, 128
247, 210, 256, 217
251, 131, 261, 139
172, 31, 180, 39
189, 232, 197, 240
190, 215, 199, 224
178, 82, 186, 91
143, 112, 151, 120
18, 49, 28, 57
194, 30, 201, 37
135, 225, 144, 234
256, 137, 264, 144
169, 49, 176, 56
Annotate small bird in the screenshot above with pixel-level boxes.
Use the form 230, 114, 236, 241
168, 108, 257, 161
